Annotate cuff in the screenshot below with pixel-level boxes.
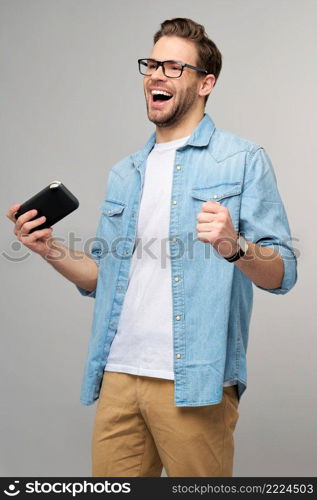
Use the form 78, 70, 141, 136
76, 285, 96, 298
255, 244, 298, 295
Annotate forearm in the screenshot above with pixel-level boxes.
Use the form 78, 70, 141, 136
234, 241, 284, 289
41, 239, 98, 292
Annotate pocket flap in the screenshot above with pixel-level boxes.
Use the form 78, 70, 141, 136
191, 182, 242, 202
100, 199, 126, 216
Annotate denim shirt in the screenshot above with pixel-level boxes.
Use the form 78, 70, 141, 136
77, 113, 297, 407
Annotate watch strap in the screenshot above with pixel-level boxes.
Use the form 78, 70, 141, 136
224, 235, 247, 262
224, 247, 245, 262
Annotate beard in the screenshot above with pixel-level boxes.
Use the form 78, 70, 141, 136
145, 83, 198, 128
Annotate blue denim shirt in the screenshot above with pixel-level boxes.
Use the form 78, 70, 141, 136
77, 113, 297, 407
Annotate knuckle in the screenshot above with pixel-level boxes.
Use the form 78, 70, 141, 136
24, 235, 34, 244
31, 229, 42, 239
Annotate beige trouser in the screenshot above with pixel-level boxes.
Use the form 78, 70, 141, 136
92, 371, 240, 477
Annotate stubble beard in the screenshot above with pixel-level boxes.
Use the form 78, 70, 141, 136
146, 85, 197, 128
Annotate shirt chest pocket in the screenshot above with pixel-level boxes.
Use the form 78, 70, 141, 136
99, 199, 126, 243
191, 182, 242, 232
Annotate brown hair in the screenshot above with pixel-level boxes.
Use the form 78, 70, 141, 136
153, 18, 222, 103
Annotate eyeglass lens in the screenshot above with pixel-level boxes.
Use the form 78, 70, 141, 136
139, 59, 183, 78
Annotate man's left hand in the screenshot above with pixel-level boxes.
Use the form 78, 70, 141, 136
196, 201, 239, 258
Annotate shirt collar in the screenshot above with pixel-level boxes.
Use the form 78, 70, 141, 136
131, 112, 216, 168
186, 113, 216, 147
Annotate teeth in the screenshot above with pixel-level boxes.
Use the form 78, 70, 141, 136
151, 90, 172, 97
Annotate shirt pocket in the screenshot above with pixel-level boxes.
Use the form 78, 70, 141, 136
191, 182, 242, 232
99, 199, 127, 245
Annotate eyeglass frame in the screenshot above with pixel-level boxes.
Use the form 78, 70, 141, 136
138, 58, 209, 78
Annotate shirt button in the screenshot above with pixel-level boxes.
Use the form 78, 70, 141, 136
172, 200, 177, 205
213, 194, 218, 199
108, 209, 112, 214
174, 277, 180, 282
176, 165, 181, 171
175, 315, 181, 321
110, 322, 116, 328
176, 353, 181, 359
124, 250, 129, 255
171, 237, 177, 242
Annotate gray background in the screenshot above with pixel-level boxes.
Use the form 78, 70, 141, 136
1, 0, 316, 477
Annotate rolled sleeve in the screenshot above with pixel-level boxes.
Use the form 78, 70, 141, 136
75, 236, 103, 298
254, 242, 297, 295
75, 207, 106, 298
76, 285, 97, 297
239, 146, 298, 295
75, 171, 117, 298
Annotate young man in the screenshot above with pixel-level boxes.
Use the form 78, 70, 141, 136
7, 18, 297, 477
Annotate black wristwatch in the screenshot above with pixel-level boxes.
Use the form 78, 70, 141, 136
224, 235, 249, 262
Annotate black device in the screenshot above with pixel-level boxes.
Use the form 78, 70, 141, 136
14, 181, 79, 233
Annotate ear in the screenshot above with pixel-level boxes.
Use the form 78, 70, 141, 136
198, 74, 216, 99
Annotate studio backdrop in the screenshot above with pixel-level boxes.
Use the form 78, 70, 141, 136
1, 0, 316, 477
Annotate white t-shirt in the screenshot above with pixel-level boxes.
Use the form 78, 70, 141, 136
105, 135, 235, 387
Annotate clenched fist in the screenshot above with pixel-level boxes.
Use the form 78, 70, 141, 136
196, 200, 239, 259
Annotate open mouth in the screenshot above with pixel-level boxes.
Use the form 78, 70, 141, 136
151, 90, 173, 102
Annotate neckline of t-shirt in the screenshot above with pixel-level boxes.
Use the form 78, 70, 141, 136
153, 135, 190, 152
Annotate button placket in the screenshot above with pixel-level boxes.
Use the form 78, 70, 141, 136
106, 165, 144, 353
170, 154, 186, 394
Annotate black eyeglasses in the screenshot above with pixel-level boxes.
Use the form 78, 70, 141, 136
138, 58, 208, 78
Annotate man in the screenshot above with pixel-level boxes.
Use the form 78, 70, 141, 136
7, 18, 297, 477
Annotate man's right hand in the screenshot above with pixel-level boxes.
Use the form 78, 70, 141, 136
6, 204, 55, 258
6, 203, 98, 293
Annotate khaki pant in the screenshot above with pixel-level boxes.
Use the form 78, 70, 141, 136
92, 371, 240, 477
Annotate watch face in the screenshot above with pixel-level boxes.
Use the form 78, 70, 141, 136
238, 236, 248, 253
